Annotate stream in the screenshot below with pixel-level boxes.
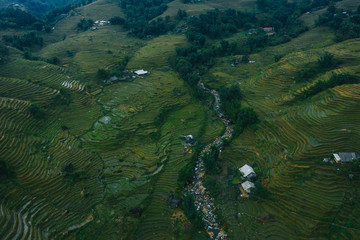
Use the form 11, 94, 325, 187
186, 81, 234, 240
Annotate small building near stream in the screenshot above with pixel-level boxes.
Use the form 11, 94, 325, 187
333, 152, 360, 163
239, 164, 257, 181
241, 181, 255, 194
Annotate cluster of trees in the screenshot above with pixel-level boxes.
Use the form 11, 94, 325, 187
52, 89, 72, 106
96, 55, 131, 83
77, 18, 94, 31
0, 44, 9, 64
297, 73, 358, 100
0, 8, 41, 30
182, 193, 203, 228
186, 9, 256, 42
0, 158, 15, 180
28, 103, 46, 119
2, 32, 43, 50
296, 52, 337, 83
63, 163, 85, 184
203, 146, 220, 174
119, 0, 174, 38
219, 85, 258, 135
317, 4, 360, 42
174, 40, 243, 93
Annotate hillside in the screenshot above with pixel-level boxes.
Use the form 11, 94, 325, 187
0, 0, 360, 239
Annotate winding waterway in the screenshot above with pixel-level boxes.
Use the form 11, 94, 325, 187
186, 81, 234, 240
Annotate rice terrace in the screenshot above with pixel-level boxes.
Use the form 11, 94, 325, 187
0, 0, 360, 239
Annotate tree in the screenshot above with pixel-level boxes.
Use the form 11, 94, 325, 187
109, 16, 125, 25
203, 146, 220, 174
28, 103, 46, 119
0, 44, 9, 64
318, 52, 334, 68
77, 19, 94, 31
0, 158, 15, 179
97, 68, 110, 79
182, 193, 197, 219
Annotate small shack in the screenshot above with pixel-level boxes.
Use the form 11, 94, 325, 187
239, 164, 257, 181
134, 70, 149, 76
241, 181, 255, 194
333, 152, 360, 163
183, 135, 197, 145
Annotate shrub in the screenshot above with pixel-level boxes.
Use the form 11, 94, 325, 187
0, 159, 15, 179
28, 103, 46, 119
318, 52, 334, 68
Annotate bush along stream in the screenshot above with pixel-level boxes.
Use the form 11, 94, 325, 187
184, 80, 233, 240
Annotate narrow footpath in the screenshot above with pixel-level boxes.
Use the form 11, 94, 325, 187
186, 81, 234, 240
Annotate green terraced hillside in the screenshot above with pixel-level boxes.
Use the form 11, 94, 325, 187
1, 0, 360, 239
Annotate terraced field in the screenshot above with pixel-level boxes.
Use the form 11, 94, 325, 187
205, 32, 360, 239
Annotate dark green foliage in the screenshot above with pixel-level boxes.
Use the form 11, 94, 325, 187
63, 163, 74, 173
77, 19, 94, 31
0, 159, 15, 180
0, 44, 9, 64
45, 4, 75, 25
274, 54, 282, 62
235, 107, 259, 134
204, 177, 221, 197
0, 8, 41, 30
52, 89, 72, 106
203, 146, 220, 174
28, 103, 46, 119
318, 52, 334, 68
120, 0, 174, 38
317, 5, 360, 42
109, 16, 125, 25
297, 73, 358, 100
2, 32, 43, 50
176, 9, 187, 20
220, 85, 242, 122
241, 55, 249, 63
182, 193, 197, 218
178, 161, 195, 190
182, 193, 203, 229
63, 163, 85, 184
46, 56, 60, 65
253, 179, 271, 199
97, 68, 110, 80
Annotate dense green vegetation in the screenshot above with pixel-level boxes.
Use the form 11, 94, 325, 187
2, 32, 43, 50
0, 43, 9, 64
0, 8, 41, 30
120, 0, 175, 37
0, 0, 360, 239
317, 2, 360, 42
77, 18, 94, 31
0, 158, 15, 180
296, 73, 359, 100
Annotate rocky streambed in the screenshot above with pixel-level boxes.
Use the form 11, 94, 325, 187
186, 81, 234, 240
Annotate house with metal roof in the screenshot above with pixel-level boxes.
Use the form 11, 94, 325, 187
239, 164, 257, 181
333, 152, 360, 162
241, 181, 255, 194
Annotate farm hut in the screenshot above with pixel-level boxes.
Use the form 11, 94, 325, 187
333, 152, 360, 163
239, 164, 257, 181
134, 70, 149, 76
263, 27, 274, 32
241, 181, 255, 194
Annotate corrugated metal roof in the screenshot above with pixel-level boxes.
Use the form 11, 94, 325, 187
241, 181, 255, 193
239, 164, 255, 177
